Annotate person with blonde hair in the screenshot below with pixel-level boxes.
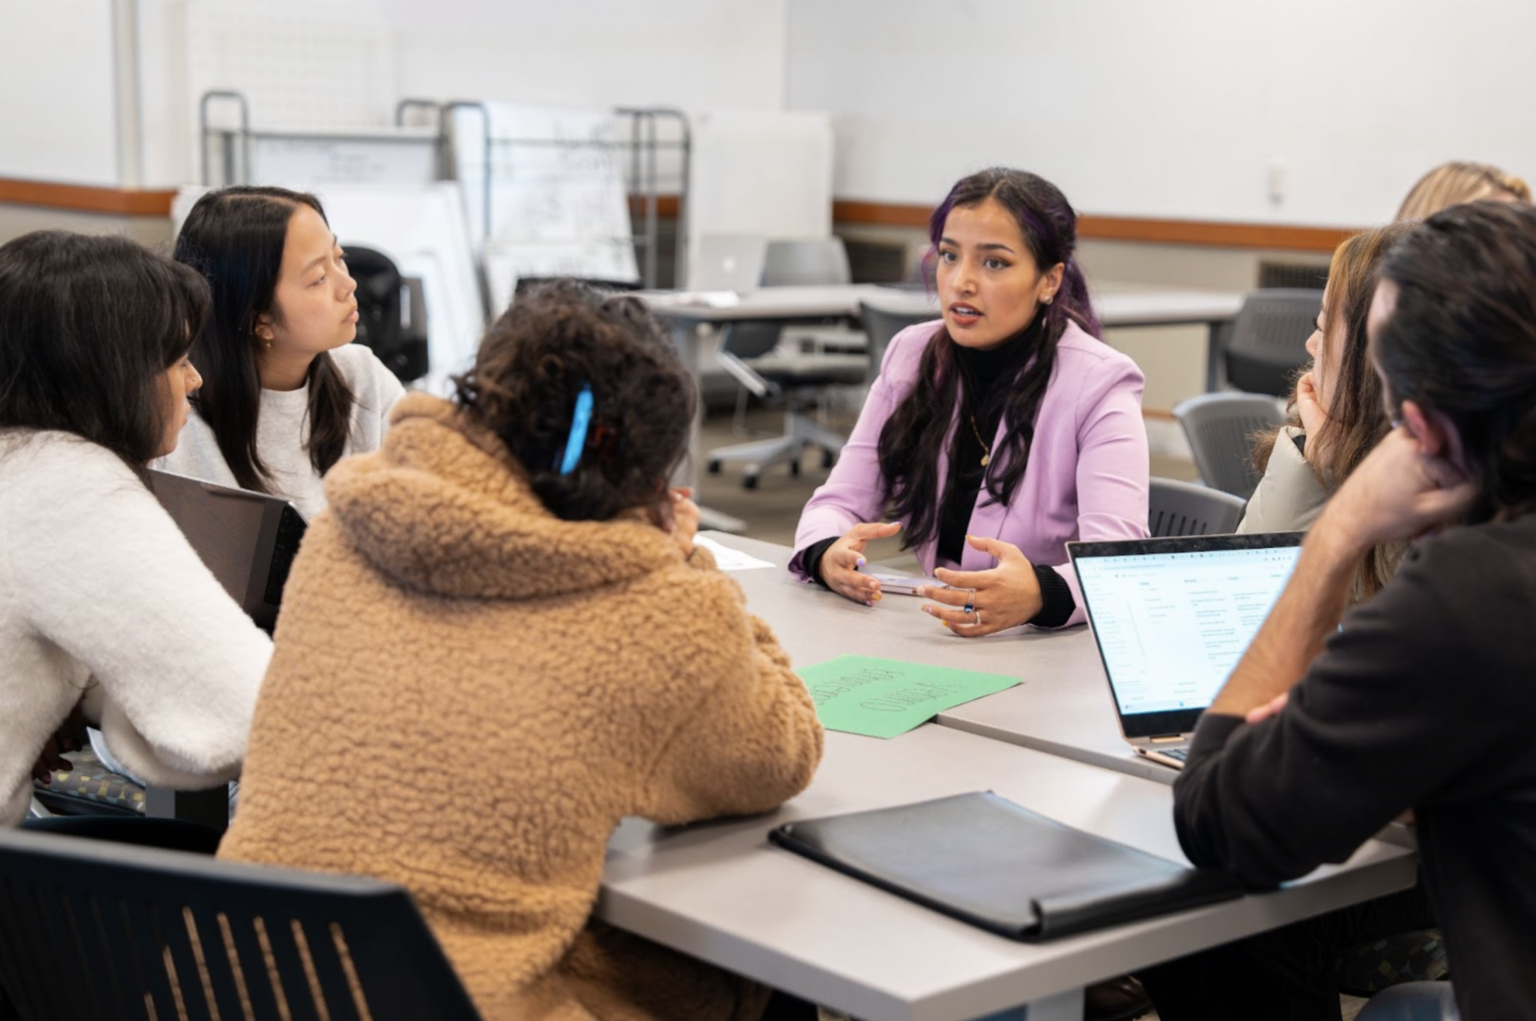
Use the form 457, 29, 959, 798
1394, 160, 1529, 221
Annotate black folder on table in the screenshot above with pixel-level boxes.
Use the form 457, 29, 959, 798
769, 791, 1242, 941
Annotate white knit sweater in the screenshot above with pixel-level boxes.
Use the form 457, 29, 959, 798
157, 343, 405, 520
0, 430, 272, 826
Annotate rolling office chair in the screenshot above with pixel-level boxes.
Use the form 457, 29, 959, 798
857, 300, 935, 383
1172, 392, 1287, 501
1147, 477, 1247, 537
706, 238, 865, 488
0, 827, 483, 1021
1223, 289, 1323, 396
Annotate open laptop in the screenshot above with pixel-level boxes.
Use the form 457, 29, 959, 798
147, 470, 307, 634
1068, 532, 1304, 769
686, 233, 768, 293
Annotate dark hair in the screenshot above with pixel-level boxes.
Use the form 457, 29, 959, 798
1376, 200, 1536, 523
452, 280, 695, 522
877, 168, 1097, 550
0, 230, 209, 471
174, 186, 357, 492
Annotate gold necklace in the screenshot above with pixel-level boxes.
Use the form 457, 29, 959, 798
968, 414, 992, 467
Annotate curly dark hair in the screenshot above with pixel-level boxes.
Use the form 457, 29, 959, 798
453, 281, 695, 522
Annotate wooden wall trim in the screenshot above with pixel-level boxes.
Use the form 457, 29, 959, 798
5, 179, 1357, 253
0, 177, 177, 216
832, 198, 1359, 253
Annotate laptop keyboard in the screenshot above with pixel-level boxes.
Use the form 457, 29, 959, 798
1158, 747, 1189, 762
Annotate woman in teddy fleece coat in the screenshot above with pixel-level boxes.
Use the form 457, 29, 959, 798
219, 282, 825, 1021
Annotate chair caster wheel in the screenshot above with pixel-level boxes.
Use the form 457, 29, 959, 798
821, 450, 835, 469
790, 460, 801, 478
707, 460, 722, 474
742, 474, 759, 490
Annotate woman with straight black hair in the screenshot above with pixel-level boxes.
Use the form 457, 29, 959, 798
0, 230, 270, 827
162, 186, 404, 519
790, 167, 1149, 633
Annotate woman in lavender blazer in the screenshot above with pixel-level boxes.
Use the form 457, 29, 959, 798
789, 168, 1149, 633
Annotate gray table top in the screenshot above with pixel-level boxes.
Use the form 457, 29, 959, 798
640, 284, 1243, 327
596, 534, 1418, 1021
715, 533, 1180, 785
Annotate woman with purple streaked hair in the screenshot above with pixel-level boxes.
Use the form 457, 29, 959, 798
789, 167, 1150, 635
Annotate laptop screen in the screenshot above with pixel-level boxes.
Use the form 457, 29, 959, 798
1069, 533, 1303, 736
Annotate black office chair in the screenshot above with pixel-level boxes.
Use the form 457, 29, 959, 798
1173, 392, 1287, 500
345, 245, 431, 384
0, 827, 482, 1021
1148, 477, 1246, 537
1224, 289, 1322, 396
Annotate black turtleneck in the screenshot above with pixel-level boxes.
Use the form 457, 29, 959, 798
804, 315, 1076, 628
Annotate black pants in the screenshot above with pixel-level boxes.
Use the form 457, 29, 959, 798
1139, 886, 1437, 1021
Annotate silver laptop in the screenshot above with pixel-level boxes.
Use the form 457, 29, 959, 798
686, 233, 768, 292
1068, 532, 1304, 769
147, 470, 307, 634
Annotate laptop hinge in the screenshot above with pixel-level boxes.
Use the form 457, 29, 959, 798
1148, 735, 1185, 744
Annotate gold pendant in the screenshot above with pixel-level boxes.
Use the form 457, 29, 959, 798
980, 453, 990, 467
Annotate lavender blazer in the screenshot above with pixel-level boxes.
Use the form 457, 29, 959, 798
789, 319, 1150, 627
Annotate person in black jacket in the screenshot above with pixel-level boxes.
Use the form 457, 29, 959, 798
1145, 200, 1536, 1021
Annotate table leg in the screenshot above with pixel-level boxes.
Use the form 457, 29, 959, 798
1205, 320, 1228, 392
968, 987, 1083, 1021
669, 319, 746, 534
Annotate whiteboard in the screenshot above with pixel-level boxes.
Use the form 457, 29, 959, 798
449, 101, 640, 312
685, 110, 834, 287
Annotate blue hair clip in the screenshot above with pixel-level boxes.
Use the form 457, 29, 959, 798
557, 383, 594, 475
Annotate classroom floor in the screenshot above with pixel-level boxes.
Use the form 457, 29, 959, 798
698, 403, 1372, 1021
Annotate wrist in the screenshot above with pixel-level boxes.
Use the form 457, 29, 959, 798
1306, 504, 1371, 567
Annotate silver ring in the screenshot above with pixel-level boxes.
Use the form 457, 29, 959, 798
974, 609, 982, 626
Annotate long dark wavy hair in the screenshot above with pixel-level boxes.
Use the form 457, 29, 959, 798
876, 168, 1098, 550
453, 280, 695, 522
174, 186, 357, 491
0, 230, 209, 474
1377, 200, 1536, 524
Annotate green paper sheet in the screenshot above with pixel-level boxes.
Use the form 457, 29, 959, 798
796, 655, 1022, 739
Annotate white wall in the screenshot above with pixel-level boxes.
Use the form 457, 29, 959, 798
786, 0, 1536, 226
0, 2, 120, 186
383, 0, 787, 113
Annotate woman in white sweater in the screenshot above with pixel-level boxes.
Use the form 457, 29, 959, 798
160, 187, 405, 520
0, 231, 272, 827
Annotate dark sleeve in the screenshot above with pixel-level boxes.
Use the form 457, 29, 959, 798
1172, 535, 1510, 888
801, 536, 839, 589
1028, 563, 1076, 628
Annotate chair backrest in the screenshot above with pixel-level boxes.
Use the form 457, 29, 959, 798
858, 300, 935, 383
763, 238, 852, 286
0, 828, 481, 1021
1173, 392, 1287, 500
1224, 288, 1322, 396
1148, 477, 1247, 537
345, 244, 430, 383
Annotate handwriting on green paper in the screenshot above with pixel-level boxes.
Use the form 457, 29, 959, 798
796, 655, 1022, 739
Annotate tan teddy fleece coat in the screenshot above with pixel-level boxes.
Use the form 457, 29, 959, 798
219, 394, 824, 1021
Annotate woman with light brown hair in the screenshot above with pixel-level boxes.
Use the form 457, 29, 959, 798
1237, 223, 1416, 597
1395, 160, 1529, 221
